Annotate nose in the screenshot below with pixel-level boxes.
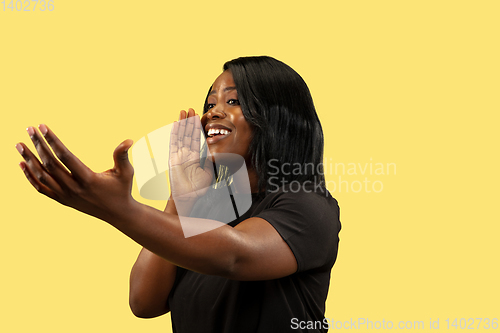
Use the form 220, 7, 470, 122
205, 104, 226, 120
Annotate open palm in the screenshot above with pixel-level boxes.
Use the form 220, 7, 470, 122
169, 109, 214, 201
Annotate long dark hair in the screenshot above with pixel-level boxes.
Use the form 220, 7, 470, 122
203, 56, 325, 194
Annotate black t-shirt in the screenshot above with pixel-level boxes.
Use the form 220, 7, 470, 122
168, 184, 341, 333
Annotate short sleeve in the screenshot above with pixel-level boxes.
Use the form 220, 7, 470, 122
255, 187, 341, 272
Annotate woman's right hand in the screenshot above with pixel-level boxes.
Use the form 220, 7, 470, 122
168, 109, 214, 205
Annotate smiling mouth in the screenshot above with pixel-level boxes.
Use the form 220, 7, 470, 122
205, 127, 232, 145
207, 128, 232, 138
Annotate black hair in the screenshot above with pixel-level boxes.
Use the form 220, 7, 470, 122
203, 56, 325, 194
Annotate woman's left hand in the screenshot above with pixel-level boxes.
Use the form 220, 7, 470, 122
16, 124, 136, 222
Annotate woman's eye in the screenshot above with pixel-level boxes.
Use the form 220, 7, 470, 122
228, 99, 240, 106
207, 103, 215, 109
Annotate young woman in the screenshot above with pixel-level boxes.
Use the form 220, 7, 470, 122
16, 56, 341, 332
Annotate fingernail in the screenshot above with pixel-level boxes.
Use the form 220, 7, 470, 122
15, 143, 24, 155
19, 162, 26, 171
26, 127, 35, 137
39, 124, 48, 136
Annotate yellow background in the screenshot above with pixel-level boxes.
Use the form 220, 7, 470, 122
1, 1, 499, 332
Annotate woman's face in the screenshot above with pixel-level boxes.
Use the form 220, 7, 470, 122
201, 70, 253, 164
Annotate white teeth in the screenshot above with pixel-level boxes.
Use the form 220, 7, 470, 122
207, 128, 231, 137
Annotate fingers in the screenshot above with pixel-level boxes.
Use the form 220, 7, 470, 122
170, 119, 180, 156
16, 144, 63, 201
190, 115, 202, 152
36, 124, 93, 182
26, 126, 75, 188
177, 112, 187, 147
174, 109, 200, 151
176, 109, 194, 146
179, 110, 187, 120
183, 114, 195, 148
113, 139, 134, 179
169, 109, 202, 169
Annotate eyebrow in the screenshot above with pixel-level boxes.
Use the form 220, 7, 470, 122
208, 86, 237, 96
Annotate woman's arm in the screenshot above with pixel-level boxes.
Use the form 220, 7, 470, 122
17, 124, 297, 280
116, 204, 297, 281
129, 198, 177, 318
129, 248, 177, 318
